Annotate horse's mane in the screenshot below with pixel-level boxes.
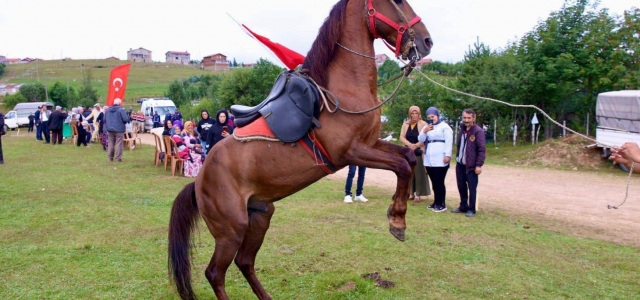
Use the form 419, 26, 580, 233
302, 0, 350, 87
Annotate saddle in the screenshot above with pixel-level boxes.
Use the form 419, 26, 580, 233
231, 71, 321, 143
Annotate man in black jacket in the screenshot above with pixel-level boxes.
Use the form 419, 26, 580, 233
34, 108, 42, 141
0, 111, 5, 164
48, 106, 68, 145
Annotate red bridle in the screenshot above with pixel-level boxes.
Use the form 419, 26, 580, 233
367, 0, 422, 58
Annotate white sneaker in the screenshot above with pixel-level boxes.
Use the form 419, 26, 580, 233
355, 194, 369, 202
344, 195, 353, 203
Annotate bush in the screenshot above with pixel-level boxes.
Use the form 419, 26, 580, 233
2, 93, 28, 108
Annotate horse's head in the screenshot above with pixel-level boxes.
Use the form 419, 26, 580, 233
366, 0, 432, 61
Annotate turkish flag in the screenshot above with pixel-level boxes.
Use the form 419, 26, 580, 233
242, 25, 305, 70
106, 63, 132, 106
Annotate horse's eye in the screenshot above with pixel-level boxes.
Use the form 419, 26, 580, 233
394, 0, 402, 4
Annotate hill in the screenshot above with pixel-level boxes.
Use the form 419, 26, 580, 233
0, 59, 216, 102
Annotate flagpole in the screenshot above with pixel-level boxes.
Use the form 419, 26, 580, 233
226, 13, 288, 68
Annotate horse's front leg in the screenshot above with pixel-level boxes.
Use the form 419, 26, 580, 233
344, 140, 415, 241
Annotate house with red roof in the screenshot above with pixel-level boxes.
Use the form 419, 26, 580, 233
201, 53, 230, 71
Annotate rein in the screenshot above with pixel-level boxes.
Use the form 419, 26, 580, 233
307, 59, 416, 115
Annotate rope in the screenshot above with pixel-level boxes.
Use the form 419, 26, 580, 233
404, 61, 636, 209
407, 64, 611, 147
377, 72, 405, 87
319, 74, 406, 114
608, 161, 635, 209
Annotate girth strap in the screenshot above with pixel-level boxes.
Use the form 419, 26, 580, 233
298, 131, 341, 174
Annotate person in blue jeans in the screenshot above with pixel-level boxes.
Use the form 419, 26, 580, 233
344, 165, 368, 203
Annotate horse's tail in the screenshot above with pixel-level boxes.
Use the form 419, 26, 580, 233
168, 182, 199, 300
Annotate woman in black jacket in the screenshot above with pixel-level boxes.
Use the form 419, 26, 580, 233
196, 110, 215, 157
206, 109, 234, 155
162, 119, 174, 136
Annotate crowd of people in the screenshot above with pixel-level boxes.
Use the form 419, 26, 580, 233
157, 108, 236, 177
8, 100, 640, 199
7, 100, 131, 162
6, 101, 213, 174
345, 106, 487, 218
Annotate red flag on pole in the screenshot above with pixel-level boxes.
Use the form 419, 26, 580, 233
106, 63, 132, 106
241, 25, 305, 70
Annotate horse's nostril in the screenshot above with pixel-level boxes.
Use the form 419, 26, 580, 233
425, 37, 433, 48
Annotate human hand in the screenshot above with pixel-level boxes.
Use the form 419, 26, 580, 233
475, 166, 482, 175
422, 124, 434, 133
221, 131, 229, 138
611, 142, 640, 164
443, 156, 451, 164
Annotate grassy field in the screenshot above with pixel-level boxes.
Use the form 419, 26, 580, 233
1, 132, 639, 299
1, 59, 214, 101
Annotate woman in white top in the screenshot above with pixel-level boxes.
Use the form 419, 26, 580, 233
417, 106, 453, 212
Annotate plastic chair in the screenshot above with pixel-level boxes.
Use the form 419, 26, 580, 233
71, 123, 78, 145
131, 130, 142, 147
168, 138, 184, 176
153, 133, 164, 166
123, 131, 137, 150
163, 135, 175, 171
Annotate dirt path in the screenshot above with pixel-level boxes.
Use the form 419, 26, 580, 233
327, 165, 640, 247
137, 133, 640, 247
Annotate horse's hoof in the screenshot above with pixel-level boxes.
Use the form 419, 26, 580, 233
389, 226, 405, 242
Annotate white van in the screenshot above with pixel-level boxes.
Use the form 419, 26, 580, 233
4, 102, 53, 131
140, 98, 177, 132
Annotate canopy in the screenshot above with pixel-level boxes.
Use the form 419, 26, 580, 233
596, 90, 640, 133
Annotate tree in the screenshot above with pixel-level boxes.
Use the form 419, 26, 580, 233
0, 63, 5, 77
49, 81, 78, 109
453, 0, 636, 139
217, 59, 283, 109
377, 60, 401, 85
2, 93, 28, 108
606, 8, 640, 89
78, 68, 98, 104
19, 83, 47, 102
166, 80, 189, 107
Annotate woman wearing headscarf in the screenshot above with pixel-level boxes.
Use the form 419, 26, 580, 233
400, 106, 431, 204
206, 109, 235, 155
181, 121, 203, 177
196, 109, 215, 157
418, 107, 453, 212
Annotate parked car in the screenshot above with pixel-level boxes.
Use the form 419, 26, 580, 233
4, 101, 53, 130
140, 98, 177, 132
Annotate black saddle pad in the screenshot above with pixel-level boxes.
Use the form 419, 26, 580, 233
231, 71, 321, 143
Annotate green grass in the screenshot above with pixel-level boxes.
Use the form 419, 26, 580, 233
1, 132, 638, 299
1, 59, 214, 101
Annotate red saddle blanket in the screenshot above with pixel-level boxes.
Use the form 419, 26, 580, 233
233, 117, 340, 174
233, 117, 277, 140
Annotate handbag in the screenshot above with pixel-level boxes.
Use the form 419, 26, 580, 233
414, 148, 423, 156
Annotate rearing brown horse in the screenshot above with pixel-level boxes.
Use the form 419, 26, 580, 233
169, 0, 432, 299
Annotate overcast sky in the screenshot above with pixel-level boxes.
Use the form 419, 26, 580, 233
1, 0, 637, 65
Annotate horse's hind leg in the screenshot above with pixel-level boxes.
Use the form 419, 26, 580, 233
201, 200, 249, 300
235, 203, 276, 300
